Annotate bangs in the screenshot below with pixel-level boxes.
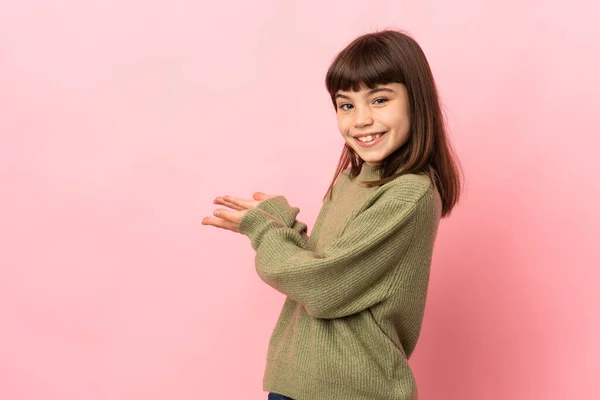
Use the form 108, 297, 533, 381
325, 36, 405, 97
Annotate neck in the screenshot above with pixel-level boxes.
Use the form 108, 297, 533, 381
357, 163, 383, 181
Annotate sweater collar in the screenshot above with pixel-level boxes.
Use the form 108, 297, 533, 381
357, 163, 384, 181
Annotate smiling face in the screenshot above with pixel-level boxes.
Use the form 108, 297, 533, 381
335, 83, 411, 166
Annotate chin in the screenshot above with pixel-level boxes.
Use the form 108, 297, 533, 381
357, 153, 385, 165
367, 161, 384, 166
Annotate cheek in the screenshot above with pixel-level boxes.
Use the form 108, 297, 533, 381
378, 105, 409, 130
337, 115, 350, 135
387, 117, 410, 136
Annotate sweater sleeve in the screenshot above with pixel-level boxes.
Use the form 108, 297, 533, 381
238, 193, 419, 319
255, 196, 308, 237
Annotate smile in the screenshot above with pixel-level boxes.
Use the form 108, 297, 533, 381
354, 132, 387, 147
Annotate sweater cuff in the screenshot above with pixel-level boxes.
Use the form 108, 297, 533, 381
238, 208, 286, 250
255, 196, 300, 228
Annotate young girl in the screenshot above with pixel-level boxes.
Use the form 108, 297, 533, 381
202, 29, 462, 400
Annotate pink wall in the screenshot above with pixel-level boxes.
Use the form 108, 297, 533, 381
1, 1, 599, 399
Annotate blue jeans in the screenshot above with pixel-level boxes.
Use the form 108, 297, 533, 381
268, 393, 294, 400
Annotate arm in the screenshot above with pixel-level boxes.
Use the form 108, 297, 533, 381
256, 195, 309, 238
239, 192, 419, 319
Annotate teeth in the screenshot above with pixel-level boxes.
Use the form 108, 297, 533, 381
358, 134, 381, 143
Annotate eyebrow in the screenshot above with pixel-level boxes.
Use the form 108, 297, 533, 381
335, 87, 395, 100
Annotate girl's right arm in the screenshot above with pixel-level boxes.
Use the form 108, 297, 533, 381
238, 183, 435, 320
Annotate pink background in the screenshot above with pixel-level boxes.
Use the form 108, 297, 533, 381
1, 1, 599, 399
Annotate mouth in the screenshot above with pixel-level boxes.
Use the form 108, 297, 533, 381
353, 131, 387, 147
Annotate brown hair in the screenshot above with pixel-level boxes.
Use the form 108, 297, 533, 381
324, 29, 463, 218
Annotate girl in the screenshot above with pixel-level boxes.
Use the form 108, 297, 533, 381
202, 29, 462, 400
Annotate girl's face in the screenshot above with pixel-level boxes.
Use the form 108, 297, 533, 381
335, 83, 410, 166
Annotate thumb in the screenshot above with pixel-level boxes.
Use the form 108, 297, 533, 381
253, 192, 278, 201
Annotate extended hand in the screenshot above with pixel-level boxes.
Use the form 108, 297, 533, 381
202, 192, 279, 233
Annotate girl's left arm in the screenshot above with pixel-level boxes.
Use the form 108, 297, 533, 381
253, 195, 308, 238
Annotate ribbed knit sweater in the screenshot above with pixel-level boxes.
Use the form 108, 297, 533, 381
238, 163, 442, 400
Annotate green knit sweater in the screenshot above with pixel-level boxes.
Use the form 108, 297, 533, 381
238, 163, 442, 400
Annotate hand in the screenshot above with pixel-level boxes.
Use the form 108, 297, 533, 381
202, 192, 279, 233
214, 192, 279, 212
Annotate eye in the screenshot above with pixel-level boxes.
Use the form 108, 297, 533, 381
338, 103, 353, 111
373, 97, 388, 105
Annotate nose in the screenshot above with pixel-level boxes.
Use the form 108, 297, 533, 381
353, 106, 373, 128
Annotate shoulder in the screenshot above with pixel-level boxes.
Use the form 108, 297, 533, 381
375, 173, 442, 225
384, 173, 433, 200
381, 173, 437, 206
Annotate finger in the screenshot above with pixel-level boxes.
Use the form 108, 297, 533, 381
214, 197, 244, 211
223, 195, 259, 210
201, 216, 239, 233
212, 208, 245, 224
224, 199, 244, 211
